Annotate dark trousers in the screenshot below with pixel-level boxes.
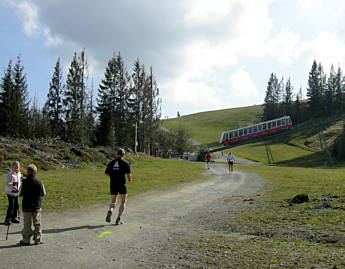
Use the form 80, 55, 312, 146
5, 195, 19, 220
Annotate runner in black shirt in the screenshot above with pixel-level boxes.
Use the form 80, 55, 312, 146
105, 148, 132, 225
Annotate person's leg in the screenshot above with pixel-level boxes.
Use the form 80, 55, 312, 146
230, 163, 233, 172
12, 196, 19, 220
106, 194, 117, 223
32, 209, 42, 244
22, 211, 33, 244
5, 195, 14, 223
115, 194, 127, 224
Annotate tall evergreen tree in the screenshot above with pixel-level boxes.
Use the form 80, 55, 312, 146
78, 49, 88, 144
96, 52, 131, 147
326, 65, 336, 116
283, 77, 293, 117
64, 52, 82, 143
0, 60, 14, 136
11, 54, 30, 137
263, 73, 278, 120
46, 57, 64, 137
334, 67, 344, 113
130, 59, 146, 151
306, 60, 322, 116
142, 66, 161, 154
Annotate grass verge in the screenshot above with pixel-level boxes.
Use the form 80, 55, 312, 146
181, 164, 345, 268
0, 158, 204, 214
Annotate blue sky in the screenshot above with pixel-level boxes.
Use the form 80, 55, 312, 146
1, 0, 345, 118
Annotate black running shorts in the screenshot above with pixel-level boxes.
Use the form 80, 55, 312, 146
110, 182, 127, 195
228, 161, 234, 165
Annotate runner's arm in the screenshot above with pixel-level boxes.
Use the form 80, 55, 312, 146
126, 173, 132, 184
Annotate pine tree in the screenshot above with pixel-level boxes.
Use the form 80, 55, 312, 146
64, 52, 82, 143
283, 77, 293, 117
142, 66, 161, 154
78, 49, 88, 144
46, 57, 64, 137
113, 53, 131, 147
334, 67, 344, 114
11, 54, 30, 137
306, 60, 322, 117
0, 60, 14, 136
263, 73, 278, 120
130, 59, 146, 152
96, 54, 117, 146
326, 65, 336, 116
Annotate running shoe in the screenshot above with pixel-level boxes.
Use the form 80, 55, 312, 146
106, 210, 112, 223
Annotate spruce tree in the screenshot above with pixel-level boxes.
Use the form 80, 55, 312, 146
130, 59, 146, 151
64, 52, 82, 143
263, 73, 278, 120
326, 65, 336, 116
46, 57, 64, 137
306, 60, 322, 117
283, 77, 293, 117
142, 66, 161, 154
0, 60, 14, 136
12, 54, 30, 137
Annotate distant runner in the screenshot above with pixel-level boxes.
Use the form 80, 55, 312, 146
105, 148, 132, 225
206, 152, 212, 169
227, 152, 235, 173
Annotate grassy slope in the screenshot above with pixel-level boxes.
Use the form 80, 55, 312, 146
161, 105, 263, 146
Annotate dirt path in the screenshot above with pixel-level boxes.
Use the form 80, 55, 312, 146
0, 164, 265, 269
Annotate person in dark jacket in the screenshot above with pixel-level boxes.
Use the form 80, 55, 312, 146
105, 148, 132, 225
19, 164, 46, 246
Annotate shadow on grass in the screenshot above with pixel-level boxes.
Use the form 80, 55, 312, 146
276, 151, 326, 168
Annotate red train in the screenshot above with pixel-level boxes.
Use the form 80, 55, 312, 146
219, 116, 292, 145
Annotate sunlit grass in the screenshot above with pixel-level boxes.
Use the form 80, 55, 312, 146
0, 158, 205, 214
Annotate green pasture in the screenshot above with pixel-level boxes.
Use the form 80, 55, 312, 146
0, 158, 204, 215
162, 105, 262, 145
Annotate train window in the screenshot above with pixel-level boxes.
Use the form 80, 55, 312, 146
239, 129, 243, 136
288, 118, 292, 124
243, 128, 247, 135
263, 124, 266, 130
249, 127, 253, 133
225, 133, 228, 140
272, 121, 276, 127
268, 122, 271, 129
258, 125, 262, 131
282, 119, 285, 125
253, 126, 257, 132
277, 120, 281, 126
230, 132, 233, 139
234, 131, 238, 137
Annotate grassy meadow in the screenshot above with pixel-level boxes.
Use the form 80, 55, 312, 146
161, 105, 263, 145
0, 158, 205, 215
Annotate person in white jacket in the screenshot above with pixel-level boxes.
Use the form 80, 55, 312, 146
4, 161, 21, 225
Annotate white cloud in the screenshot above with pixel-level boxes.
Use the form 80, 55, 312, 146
297, 32, 345, 71
266, 29, 300, 64
6, 0, 40, 36
163, 78, 220, 109
229, 68, 258, 99
184, 0, 233, 26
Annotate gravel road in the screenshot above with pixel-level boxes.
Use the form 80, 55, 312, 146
0, 163, 265, 269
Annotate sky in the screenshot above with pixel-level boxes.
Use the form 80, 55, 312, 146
1, 0, 345, 119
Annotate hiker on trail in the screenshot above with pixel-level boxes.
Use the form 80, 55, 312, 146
227, 152, 235, 173
206, 152, 212, 169
19, 164, 46, 245
105, 148, 132, 225
4, 161, 21, 225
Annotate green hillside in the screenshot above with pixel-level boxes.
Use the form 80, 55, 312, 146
161, 105, 344, 166
161, 105, 263, 146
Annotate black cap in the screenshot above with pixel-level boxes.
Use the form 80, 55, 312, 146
117, 148, 125, 156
